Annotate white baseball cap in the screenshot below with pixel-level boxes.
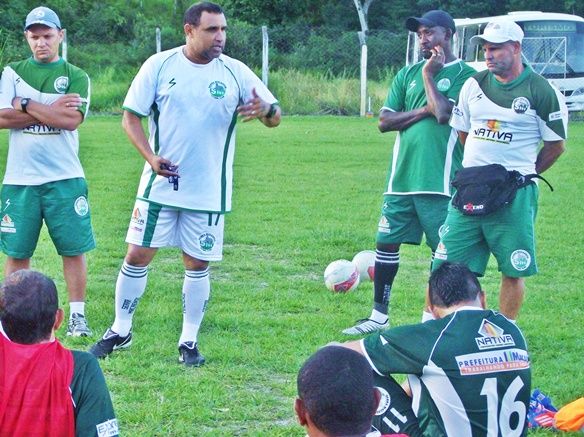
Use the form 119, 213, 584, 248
24, 6, 61, 31
470, 19, 524, 44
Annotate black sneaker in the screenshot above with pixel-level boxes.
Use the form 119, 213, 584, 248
89, 328, 132, 359
178, 341, 205, 367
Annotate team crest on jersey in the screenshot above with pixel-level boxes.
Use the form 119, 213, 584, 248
0, 214, 15, 233
375, 386, 391, 415
209, 81, 227, 99
475, 319, 516, 350
436, 78, 451, 92
54, 76, 69, 94
74, 196, 89, 216
512, 97, 530, 114
510, 250, 531, 271
377, 216, 390, 234
199, 233, 216, 251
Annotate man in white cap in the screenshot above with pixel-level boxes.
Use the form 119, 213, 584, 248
343, 10, 475, 335
0, 6, 94, 336
433, 19, 569, 321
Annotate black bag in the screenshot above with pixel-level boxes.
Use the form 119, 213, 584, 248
451, 164, 552, 216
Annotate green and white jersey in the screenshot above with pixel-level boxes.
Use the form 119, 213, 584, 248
362, 307, 531, 437
450, 66, 568, 175
71, 351, 118, 437
123, 47, 278, 213
0, 58, 90, 185
383, 59, 475, 196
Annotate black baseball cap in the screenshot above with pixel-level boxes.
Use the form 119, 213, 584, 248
406, 10, 456, 33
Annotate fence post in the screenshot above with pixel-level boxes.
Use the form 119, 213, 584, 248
156, 27, 161, 53
262, 25, 269, 86
358, 31, 367, 117
62, 29, 67, 61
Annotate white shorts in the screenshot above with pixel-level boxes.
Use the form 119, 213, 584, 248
125, 199, 224, 261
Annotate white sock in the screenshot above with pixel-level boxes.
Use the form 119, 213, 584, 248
369, 309, 388, 323
111, 262, 148, 337
178, 268, 210, 345
69, 302, 85, 317
421, 310, 435, 322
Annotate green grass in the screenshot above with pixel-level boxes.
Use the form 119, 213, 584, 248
0, 116, 582, 436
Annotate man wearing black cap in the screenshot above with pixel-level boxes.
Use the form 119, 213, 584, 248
434, 19, 568, 321
344, 10, 475, 335
0, 7, 94, 337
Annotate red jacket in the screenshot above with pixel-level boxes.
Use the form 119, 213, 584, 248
0, 333, 75, 436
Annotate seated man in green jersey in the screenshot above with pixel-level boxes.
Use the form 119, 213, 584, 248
341, 262, 531, 436
0, 270, 118, 436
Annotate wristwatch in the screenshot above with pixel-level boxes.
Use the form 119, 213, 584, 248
266, 103, 278, 119
20, 98, 31, 113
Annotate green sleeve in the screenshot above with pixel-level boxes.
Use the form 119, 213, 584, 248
71, 351, 119, 437
66, 64, 90, 117
384, 65, 408, 111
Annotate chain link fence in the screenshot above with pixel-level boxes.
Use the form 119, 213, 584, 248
226, 23, 407, 79
223, 24, 407, 115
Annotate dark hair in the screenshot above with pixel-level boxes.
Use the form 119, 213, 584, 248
184, 2, 224, 26
0, 270, 58, 344
297, 346, 375, 436
429, 262, 481, 307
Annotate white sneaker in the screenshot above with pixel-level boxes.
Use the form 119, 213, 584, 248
66, 313, 92, 337
342, 318, 389, 335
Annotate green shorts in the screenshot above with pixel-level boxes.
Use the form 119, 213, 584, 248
1, 178, 96, 258
432, 184, 539, 277
376, 194, 451, 251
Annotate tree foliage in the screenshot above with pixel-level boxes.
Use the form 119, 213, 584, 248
1, 0, 582, 74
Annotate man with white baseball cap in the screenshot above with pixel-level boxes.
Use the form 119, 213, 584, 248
470, 19, 524, 45
433, 17, 569, 322
0, 6, 95, 337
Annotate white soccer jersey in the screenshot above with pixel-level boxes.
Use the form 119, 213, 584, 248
450, 67, 568, 175
123, 47, 277, 212
0, 59, 90, 185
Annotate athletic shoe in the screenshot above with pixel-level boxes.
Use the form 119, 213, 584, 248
342, 318, 389, 335
531, 389, 558, 412
66, 313, 92, 337
528, 389, 557, 429
178, 341, 205, 367
89, 329, 132, 359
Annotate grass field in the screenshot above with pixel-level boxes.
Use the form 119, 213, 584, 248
0, 116, 583, 436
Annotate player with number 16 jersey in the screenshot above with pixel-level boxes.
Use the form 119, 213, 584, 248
363, 307, 530, 436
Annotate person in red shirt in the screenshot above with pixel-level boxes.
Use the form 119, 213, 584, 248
0, 270, 118, 437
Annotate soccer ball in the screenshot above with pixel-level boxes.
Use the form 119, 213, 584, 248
324, 259, 360, 292
352, 250, 375, 282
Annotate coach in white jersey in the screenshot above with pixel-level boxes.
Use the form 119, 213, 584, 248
0, 6, 94, 337
433, 19, 568, 321
342, 262, 531, 436
89, 2, 281, 366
